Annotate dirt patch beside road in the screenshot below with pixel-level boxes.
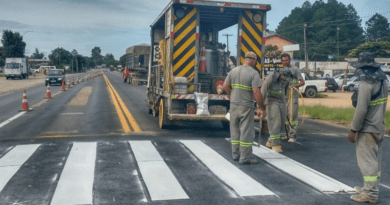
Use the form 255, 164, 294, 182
0, 74, 45, 95
303, 92, 390, 111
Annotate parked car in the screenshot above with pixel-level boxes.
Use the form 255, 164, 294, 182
45, 69, 65, 86
318, 77, 338, 92
354, 75, 390, 91
298, 73, 328, 98
343, 76, 361, 91
334, 73, 355, 87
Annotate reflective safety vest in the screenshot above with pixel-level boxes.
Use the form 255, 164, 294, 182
268, 89, 285, 95
231, 84, 252, 91
370, 97, 387, 106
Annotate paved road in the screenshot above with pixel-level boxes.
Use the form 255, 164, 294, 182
0, 70, 389, 205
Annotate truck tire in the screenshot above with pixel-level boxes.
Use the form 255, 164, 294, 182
159, 98, 171, 129
305, 87, 316, 98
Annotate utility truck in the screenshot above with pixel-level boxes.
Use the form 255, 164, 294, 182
124, 44, 150, 85
146, 0, 270, 129
5, 57, 29, 80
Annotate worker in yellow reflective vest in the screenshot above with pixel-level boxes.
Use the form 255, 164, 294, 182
220, 51, 266, 165
261, 68, 292, 153
348, 52, 388, 204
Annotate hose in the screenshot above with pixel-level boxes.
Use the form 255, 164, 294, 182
286, 86, 306, 131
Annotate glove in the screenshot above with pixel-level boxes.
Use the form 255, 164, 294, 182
348, 131, 357, 143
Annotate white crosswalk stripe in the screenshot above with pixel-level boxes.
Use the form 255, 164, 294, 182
0, 144, 40, 192
0, 140, 356, 204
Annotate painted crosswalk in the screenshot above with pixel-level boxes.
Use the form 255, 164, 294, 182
0, 140, 355, 204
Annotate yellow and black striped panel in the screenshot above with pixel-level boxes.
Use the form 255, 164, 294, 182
173, 6, 197, 90
240, 10, 263, 72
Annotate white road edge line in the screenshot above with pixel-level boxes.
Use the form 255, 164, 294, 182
0, 112, 26, 129
50, 142, 97, 205
181, 140, 275, 197
0, 144, 41, 192
130, 141, 189, 201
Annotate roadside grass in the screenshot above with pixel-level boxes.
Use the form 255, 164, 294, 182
299, 105, 390, 131
0, 74, 5, 77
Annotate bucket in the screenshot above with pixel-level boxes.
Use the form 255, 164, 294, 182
174, 77, 188, 94
187, 103, 196, 114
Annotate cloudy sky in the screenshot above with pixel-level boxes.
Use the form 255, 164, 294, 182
1, 0, 389, 60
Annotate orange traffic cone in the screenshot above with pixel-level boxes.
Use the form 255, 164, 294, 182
341, 86, 345, 93
67, 79, 71, 88
199, 42, 207, 73
45, 84, 52, 99
76, 77, 79, 84
81, 77, 84, 82
72, 78, 75, 85
19, 90, 32, 112
61, 81, 66, 91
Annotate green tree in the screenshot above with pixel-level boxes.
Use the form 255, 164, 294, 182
276, 0, 364, 61
365, 13, 390, 42
31, 48, 44, 59
91, 47, 103, 66
48, 48, 73, 69
348, 41, 390, 58
119, 54, 127, 68
1, 30, 26, 57
103, 53, 119, 67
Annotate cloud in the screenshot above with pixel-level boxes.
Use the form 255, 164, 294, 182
0, 20, 29, 29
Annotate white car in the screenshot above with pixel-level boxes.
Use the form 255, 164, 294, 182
334, 73, 355, 87
298, 73, 328, 98
343, 76, 361, 91
354, 75, 390, 91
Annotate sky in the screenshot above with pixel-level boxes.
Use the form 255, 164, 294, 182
0, 0, 389, 60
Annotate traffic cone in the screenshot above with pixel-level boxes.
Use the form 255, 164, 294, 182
81, 77, 84, 82
341, 86, 345, 93
61, 81, 66, 91
72, 78, 75, 85
199, 42, 207, 73
76, 77, 79, 84
67, 79, 71, 88
45, 84, 52, 99
19, 90, 32, 112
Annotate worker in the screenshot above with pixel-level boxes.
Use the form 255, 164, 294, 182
219, 51, 266, 165
261, 68, 292, 153
348, 52, 388, 204
280, 53, 305, 143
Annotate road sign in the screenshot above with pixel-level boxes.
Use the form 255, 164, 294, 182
283, 44, 300, 52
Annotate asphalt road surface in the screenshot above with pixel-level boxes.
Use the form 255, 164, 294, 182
0, 70, 389, 205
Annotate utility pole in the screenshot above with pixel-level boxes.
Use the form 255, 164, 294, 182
222, 34, 233, 53
337, 27, 340, 60
304, 23, 308, 73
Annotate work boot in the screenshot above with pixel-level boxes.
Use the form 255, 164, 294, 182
266, 141, 272, 148
272, 146, 283, 153
239, 158, 258, 165
354, 186, 363, 194
281, 135, 289, 141
233, 156, 240, 161
288, 138, 296, 143
350, 194, 378, 204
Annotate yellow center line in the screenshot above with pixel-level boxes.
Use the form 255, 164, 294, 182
104, 74, 142, 132
103, 75, 131, 133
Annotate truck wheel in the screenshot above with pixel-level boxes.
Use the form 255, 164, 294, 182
159, 98, 171, 129
348, 85, 354, 91
305, 88, 316, 98
333, 88, 337, 93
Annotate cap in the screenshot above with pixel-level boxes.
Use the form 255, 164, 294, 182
245, 51, 257, 60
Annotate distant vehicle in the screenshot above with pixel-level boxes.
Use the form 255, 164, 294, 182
299, 73, 328, 98
45, 69, 65, 86
318, 77, 338, 92
343, 76, 361, 91
334, 73, 355, 87
5, 57, 29, 80
124, 44, 150, 85
39, 66, 57, 74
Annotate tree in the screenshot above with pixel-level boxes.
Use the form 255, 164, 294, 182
365, 13, 390, 42
91, 47, 103, 66
1, 30, 26, 57
265, 45, 282, 58
48, 48, 73, 69
103, 53, 119, 67
275, 0, 364, 61
119, 54, 127, 68
348, 41, 390, 58
31, 48, 44, 59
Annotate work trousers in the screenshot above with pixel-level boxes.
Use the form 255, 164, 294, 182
356, 131, 384, 200
266, 101, 286, 146
286, 97, 299, 138
230, 103, 254, 164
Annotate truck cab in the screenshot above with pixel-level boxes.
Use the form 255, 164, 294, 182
5, 58, 29, 80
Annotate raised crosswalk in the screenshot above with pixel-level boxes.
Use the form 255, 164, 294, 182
0, 140, 354, 204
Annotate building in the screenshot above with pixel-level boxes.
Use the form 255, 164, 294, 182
265, 31, 297, 58
28, 57, 51, 68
